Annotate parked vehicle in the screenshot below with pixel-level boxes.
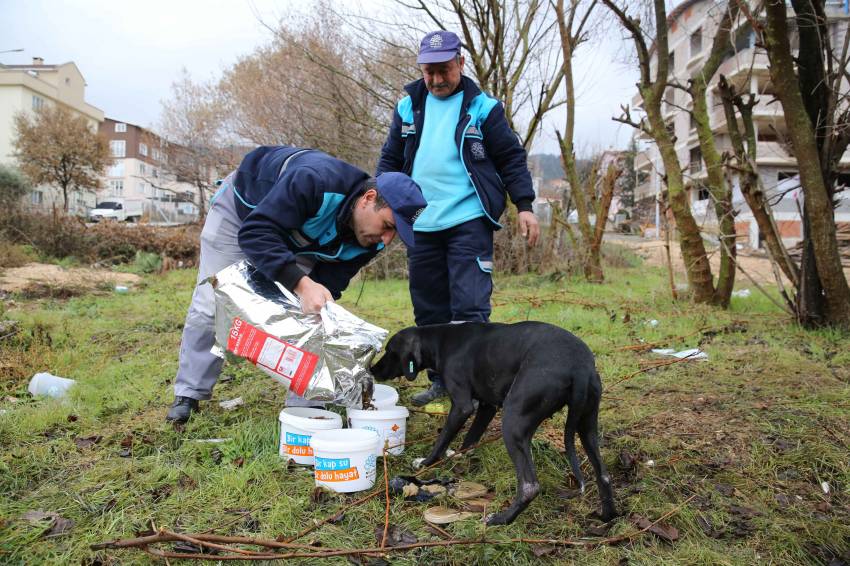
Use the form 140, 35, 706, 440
89, 198, 143, 222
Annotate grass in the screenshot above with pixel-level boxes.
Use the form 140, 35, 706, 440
0, 247, 848, 565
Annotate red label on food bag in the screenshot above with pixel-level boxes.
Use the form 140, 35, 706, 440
226, 318, 318, 395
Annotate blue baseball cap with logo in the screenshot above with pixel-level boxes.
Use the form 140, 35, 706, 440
417, 30, 462, 64
375, 172, 427, 247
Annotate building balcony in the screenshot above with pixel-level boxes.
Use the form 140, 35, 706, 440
635, 151, 653, 171
714, 49, 770, 87
756, 141, 795, 165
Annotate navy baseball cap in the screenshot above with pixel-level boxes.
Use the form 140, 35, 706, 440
417, 30, 462, 64
375, 173, 426, 248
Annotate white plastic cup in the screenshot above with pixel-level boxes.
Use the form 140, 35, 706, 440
347, 405, 410, 456
310, 428, 379, 493
278, 407, 343, 466
28, 372, 76, 399
371, 383, 399, 410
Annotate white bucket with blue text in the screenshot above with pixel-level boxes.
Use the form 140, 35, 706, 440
346, 405, 409, 456
278, 407, 342, 466
310, 428, 379, 493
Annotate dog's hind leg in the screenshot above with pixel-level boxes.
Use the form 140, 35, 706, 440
484, 410, 542, 526
563, 405, 586, 493
419, 399, 476, 467
577, 382, 617, 521
460, 403, 498, 450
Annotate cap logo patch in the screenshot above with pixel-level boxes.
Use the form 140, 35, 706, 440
429, 33, 443, 48
411, 207, 425, 223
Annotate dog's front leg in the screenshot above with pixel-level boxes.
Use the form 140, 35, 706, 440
418, 400, 476, 467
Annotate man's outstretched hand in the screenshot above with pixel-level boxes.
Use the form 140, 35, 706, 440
518, 211, 540, 246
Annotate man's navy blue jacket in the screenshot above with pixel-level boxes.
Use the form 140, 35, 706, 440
376, 76, 534, 228
233, 146, 381, 299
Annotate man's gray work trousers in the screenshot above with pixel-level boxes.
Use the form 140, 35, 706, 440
173, 177, 314, 406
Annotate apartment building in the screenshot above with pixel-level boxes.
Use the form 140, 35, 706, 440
632, 0, 850, 247
0, 58, 104, 214
99, 118, 199, 223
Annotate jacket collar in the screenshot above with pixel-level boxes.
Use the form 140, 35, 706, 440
404, 75, 482, 112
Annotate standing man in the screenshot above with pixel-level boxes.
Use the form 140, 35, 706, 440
377, 30, 540, 406
167, 145, 426, 424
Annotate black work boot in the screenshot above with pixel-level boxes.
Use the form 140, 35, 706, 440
166, 396, 199, 424
410, 381, 448, 407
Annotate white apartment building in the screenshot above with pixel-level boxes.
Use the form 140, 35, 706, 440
99, 117, 199, 223
632, 0, 850, 247
0, 58, 104, 215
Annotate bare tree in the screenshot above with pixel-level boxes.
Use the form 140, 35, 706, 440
757, 0, 850, 327
684, 1, 741, 307
602, 0, 716, 303
220, 5, 392, 169
12, 105, 110, 213
554, 0, 619, 281
159, 70, 236, 220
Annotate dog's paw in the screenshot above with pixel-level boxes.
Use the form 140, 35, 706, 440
483, 512, 511, 526
411, 457, 426, 470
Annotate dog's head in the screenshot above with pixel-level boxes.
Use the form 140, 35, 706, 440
370, 327, 422, 382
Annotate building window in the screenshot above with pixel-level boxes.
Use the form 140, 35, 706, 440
109, 180, 124, 195
690, 113, 698, 131
139, 143, 148, 157
110, 140, 126, 157
665, 121, 676, 140
114, 122, 127, 133
152, 168, 158, 178
108, 161, 125, 177
690, 29, 702, 57
152, 148, 162, 162
668, 50, 675, 73
31, 95, 45, 111
690, 147, 703, 173
697, 185, 710, 201
139, 163, 147, 175
31, 190, 43, 205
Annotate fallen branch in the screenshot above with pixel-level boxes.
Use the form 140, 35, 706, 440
608, 351, 705, 389
93, 495, 697, 560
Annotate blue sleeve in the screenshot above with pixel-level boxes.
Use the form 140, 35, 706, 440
481, 102, 535, 212
237, 166, 324, 290
376, 106, 404, 175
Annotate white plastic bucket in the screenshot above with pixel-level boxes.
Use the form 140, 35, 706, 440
371, 383, 399, 409
278, 407, 343, 466
310, 428, 379, 493
28, 372, 76, 399
347, 406, 409, 456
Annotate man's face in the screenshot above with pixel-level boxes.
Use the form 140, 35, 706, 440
352, 189, 397, 247
420, 55, 464, 98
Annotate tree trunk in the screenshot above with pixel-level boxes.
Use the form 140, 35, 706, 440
717, 75, 800, 288
763, 0, 850, 326
587, 164, 620, 282
645, 93, 715, 303
689, 2, 739, 307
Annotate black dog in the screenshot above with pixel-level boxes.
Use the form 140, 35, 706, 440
370, 321, 617, 525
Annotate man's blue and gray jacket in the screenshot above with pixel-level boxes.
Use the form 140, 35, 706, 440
376, 75, 534, 228
233, 146, 380, 299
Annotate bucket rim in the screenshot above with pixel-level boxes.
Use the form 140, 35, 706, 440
310, 428, 379, 452
347, 406, 409, 419
278, 407, 342, 430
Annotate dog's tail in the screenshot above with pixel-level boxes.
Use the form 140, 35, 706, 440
564, 371, 590, 493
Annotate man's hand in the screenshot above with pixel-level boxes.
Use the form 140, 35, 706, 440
293, 276, 333, 314
518, 211, 540, 246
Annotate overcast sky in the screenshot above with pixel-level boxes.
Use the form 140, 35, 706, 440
1, 0, 639, 155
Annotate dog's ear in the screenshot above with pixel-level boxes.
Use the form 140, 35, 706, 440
402, 332, 422, 381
